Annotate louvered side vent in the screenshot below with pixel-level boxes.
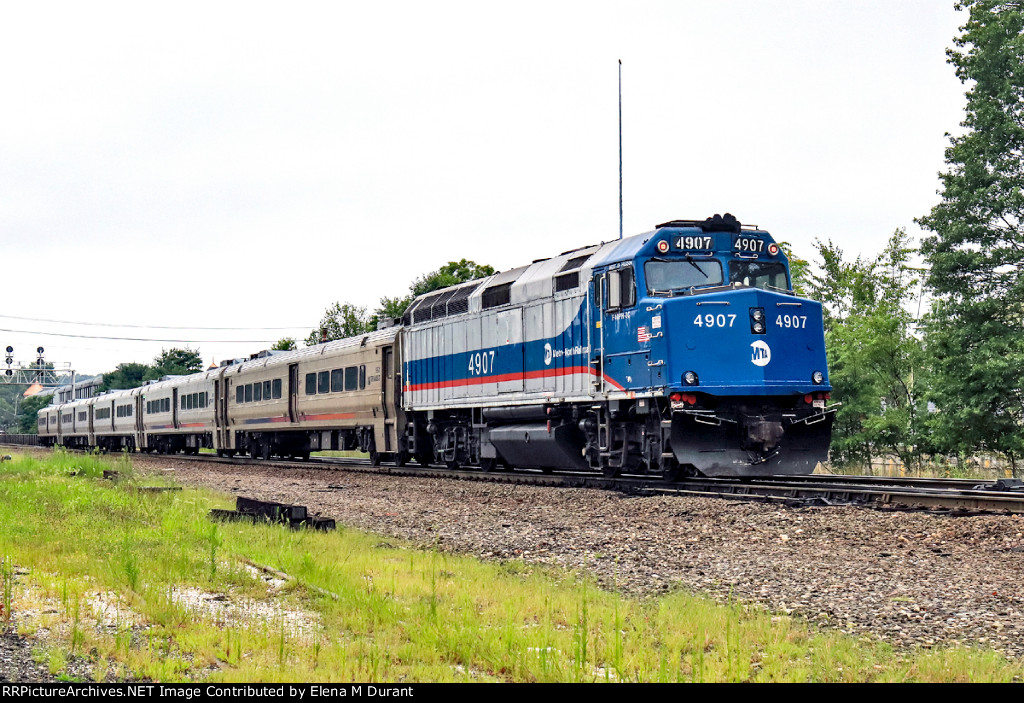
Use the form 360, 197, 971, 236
482, 282, 512, 309
413, 292, 445, 323
559, 254, 591, 273
402, 299, 421, 326
554, 271, 580, 292
430, 288, 459, 320
446, 286, 474, 316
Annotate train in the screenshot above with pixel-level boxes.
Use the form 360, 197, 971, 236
37, 214, 837, 478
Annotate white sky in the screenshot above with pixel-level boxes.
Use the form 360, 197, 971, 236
0, 1, 965, 376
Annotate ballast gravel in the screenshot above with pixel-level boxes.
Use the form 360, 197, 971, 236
141, 458, 1024, 660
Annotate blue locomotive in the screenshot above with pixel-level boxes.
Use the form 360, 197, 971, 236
401, 213, 836, 478
39, 214, 835, 479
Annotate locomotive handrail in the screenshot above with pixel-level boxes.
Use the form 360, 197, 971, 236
677, 409, 739, 427
787, 404, 841, 427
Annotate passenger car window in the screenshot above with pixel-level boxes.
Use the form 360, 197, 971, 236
359, 365, 366, 390
331, 369, 344, 392
345, 366, 358, 391
237, 386, 244, 404
253, 383, 262, 402
305, 373, 316, 395
318, 371, 329, 394
272, 379, 282, 399
263, 381, 272, 399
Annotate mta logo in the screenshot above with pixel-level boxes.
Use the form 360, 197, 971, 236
544, 343, 552, 366
750, 340, 771, 367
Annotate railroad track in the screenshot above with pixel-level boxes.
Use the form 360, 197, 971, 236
5, 440, 1024, 514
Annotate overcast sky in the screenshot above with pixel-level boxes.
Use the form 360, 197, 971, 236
1, 1, 966, 377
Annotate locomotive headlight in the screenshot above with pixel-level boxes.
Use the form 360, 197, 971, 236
683, 371, 699, 386
749, 307, 767, 334
812, 370, 824, 384
657, 239, 670, 254
767, 243, 779, 256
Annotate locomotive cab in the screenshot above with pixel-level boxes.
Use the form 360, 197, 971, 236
589, 213, 836, 477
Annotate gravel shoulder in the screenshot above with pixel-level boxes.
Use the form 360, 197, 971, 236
134, 456, 1024, 661
0, 630, 52, 683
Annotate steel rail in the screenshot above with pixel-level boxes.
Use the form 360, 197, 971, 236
4, 442, 1023, 514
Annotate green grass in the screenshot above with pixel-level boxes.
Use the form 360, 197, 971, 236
310, 450, 367, 459
0, 448, 1021, 682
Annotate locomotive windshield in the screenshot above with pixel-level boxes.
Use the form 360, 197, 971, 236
645, 258, 723, 295
729, 261, 790, 291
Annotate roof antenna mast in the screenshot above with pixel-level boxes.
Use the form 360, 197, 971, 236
618, 59, 623, 240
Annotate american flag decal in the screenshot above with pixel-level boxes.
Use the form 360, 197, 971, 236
637, 326, 651, 342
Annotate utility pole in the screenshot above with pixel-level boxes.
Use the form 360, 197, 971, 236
619, 59, 623, 240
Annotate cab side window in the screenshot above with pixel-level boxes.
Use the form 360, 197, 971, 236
603, 266, 636, 311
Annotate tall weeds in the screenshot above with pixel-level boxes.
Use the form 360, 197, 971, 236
1, 556, 13, 624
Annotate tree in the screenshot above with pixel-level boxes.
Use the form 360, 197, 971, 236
778, 242, 811, 296
917, 0, 1024, 471
148, 347, 203, 379
365, 295, 415, 334
807, 230, 927, 469
308, 259, 496, 344
99, 362, 151, 391
305, 302, 371, 346
15, 393, 50, 434
410, 259, 495, 297
271, 337, 297, 351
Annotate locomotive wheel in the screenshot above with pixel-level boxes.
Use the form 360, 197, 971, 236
662, 463, 682, 483
370, 451, 381, 466
261, 443, 271, 460
395, 450, 409, 467
445, 460, 459, 470
602, 464, 621, 479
